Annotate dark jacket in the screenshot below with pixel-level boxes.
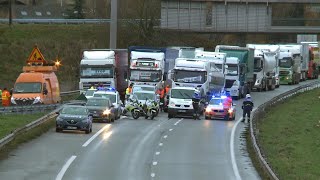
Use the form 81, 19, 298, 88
242, 99, 254, 111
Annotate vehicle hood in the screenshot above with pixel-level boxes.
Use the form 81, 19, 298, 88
86, 106, 107, 111
58, 114, 87, 120
170, 98, 192, 105
208, 104, 226, 110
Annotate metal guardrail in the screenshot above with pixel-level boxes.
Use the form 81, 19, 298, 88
250, 80, 320, 180
0, 107, 61, 149
0, 90, 81, 115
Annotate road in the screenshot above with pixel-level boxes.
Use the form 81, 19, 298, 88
0, 81, 315, 180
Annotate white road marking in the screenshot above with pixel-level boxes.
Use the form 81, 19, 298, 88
151, 173, 155, 177
55, 155, 77, 180
174, 118, 183, 126
169, 128, 173, 131
120, 116, 127, 119
82, 124, 111, 147
163, 135, 168, 139
152, 161, 158, 165
230, 107, 256, 180
159, 143, 163, 146
155, 151, 160, 155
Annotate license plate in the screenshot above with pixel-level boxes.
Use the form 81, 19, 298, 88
67, 126, 77, 130
178, 110, 186, 112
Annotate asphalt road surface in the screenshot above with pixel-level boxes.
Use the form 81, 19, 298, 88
0, 80, 316, 180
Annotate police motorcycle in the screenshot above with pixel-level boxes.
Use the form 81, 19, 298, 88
122, 95, 141, 119
138, 98, 158, 120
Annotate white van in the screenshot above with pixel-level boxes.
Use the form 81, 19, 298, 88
168, 87, 201, 118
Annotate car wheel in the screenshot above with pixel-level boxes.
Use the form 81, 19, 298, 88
168, 113, 173, 119
85, 128, 90, 134
205, 115, 210, 120
111, 117, 115, 122
56, 127, 61, 132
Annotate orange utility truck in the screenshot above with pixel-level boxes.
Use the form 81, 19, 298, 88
10, 46, 61, 106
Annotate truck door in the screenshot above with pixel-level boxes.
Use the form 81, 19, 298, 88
44, 80, 52, 103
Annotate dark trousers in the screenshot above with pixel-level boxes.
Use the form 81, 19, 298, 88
193, 104, 200, 118
243, 110, 251, 120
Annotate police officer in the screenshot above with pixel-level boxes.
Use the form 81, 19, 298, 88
192, 91, 201, 120
125, 83, 133, 100
242, 94, 254, 123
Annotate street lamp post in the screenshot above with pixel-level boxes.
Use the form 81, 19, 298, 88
110, 0, 117, 49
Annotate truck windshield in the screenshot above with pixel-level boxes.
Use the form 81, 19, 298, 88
215, 64, 223, 71
80, 67, 114, 78
14, 82, 42, 93
174, 70, 206, 84
254, 58, 263, 72
171, 89, 194, 99
226, 64, 238, 76
130, 70, 162, 82
279, 57, 292, 68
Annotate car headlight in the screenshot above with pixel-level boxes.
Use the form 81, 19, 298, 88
205, 107, 211, 113
169, 102, 175, 107
228, 108, 234, 114
56, 117, 63, 122
11, 97, 16, 104
33, 96, 41, 104
82, 119, 89, 123
103, 109, 111, 115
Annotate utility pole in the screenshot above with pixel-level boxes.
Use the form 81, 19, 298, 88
9, 0, 12, 26
110, 0, 117, 49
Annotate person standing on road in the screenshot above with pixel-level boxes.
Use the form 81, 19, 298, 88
242, 94, 254, 123
192, 91, 202, 120
2, 88, 11, 107
157, 87, 165, 111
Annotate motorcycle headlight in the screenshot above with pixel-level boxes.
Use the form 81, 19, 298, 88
103, 109, 111, 115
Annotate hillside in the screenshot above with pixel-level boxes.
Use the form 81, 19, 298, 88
0, 23, 299, 91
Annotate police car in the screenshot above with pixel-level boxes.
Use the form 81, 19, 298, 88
204, 95, 236, 120
92, 88, 123, 120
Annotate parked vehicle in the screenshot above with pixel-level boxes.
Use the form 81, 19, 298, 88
215, 45, 255, 99
204, 95, 236, 120
86, 97, 116, 123
123, 96, 141, 119
56, 105, 92, 134
300, 42, 319, 79
11, 46, 61, 106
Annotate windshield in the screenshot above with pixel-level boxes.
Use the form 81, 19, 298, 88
173, 70, 206, 84
171, 89, 194, 99
226, 64, 238, 76
215, 64, 222, 71
254, 58, 263, 72
61, 107, 87, 115
85, 90, 96, 97
279, 57, 292, 68
80, 67, 114, 78
86, 99, 110, 107
132, 86, 155, 92
93, 93, 116, 103
14, 82, 42, 93
209, 99, 223, 105
130, 70, 162, 82
134, 92, 154, 100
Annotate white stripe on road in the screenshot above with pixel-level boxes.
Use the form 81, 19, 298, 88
174, 118, 183, 126
230, 107, 257, 180
82, 124, 111, 147
55, 155, 77, 180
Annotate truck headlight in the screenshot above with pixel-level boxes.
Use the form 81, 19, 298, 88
11, 97, 16, 104
33, 96, 41, 104
103, 109, 111, 115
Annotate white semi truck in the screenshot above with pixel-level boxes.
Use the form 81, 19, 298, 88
246, 44, 279, 91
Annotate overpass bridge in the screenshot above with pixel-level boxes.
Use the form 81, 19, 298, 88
160, 0, 320, 33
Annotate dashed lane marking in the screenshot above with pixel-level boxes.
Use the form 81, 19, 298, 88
82, 124, 111, 147
55, 155, 77, 180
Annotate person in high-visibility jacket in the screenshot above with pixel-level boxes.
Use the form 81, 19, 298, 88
126, 83, 133, 95
2, 88, 11, 107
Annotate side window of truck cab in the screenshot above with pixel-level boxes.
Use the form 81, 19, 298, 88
43, 83, 48, 95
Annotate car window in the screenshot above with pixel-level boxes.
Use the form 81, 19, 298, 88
209, 99, 223, 105
61, 107, 88, 115
86, 99, 110, 107
93, 93, 116, 103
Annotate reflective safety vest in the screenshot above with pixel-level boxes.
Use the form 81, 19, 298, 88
2, 90, 10, 100
126, 87, 132, 95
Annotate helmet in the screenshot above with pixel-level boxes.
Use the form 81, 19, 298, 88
246, 94, 251, 98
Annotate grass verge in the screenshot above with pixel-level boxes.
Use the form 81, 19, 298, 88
0, 113, 55, 160
256, 88, 320, 180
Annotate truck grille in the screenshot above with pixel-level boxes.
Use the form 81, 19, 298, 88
83, 82, 111, 90
279, 71, 289, 76
225, 80, 235, 89
15, 98, 35, 106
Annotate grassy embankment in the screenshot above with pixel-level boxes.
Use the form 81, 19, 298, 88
256, 88, 320, 179
0, 113, 55, 159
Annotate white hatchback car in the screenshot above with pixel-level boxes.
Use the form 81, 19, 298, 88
93, 88, 122, 120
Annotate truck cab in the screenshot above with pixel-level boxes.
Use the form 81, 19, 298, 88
278, 47, 301, 85
11, 66, 61, 106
